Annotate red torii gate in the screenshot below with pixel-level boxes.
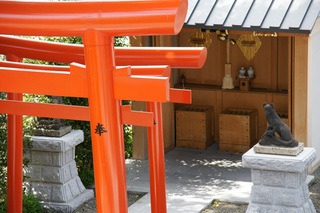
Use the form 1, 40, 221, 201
0, 35, 206, 212
0, 1, 207, 212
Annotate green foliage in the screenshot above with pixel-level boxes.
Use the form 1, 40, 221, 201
115, 36, 130, 47
45, 36, 83, 44
23, 94, 52, 103
124, 124, 133, 158
0, 193, 43, 213
122, 100, 133, 158
0, 93, 7, 199
22, 193, 43, 213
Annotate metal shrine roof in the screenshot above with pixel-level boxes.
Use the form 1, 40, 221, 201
184, 0, 320, 34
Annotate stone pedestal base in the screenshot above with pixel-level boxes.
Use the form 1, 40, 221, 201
242, 147, 316, 213
25, 130, 94, 212
247, 199, 315, 212
253, 143, 304, 156
41, 189, 94, 213
34, 125, 72, 137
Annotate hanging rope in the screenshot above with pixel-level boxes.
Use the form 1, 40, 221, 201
227, 37, 230, 64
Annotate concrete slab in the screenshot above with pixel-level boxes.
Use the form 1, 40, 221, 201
126, 143, 253, 213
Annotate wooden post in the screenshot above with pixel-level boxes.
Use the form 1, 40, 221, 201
147, 102, 167, 213
6, 54, 23, 213
82, 30, 128, 213
292, 36, 308, 145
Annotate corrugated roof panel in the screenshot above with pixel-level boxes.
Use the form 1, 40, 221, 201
242, 0, 273, 28
300, 0, 320, 31
205, 0, 234, 26
185, 0, 199, 23
224, 0, 254, 27
188, 0, 217, 25
184, 0, 320, 34
261, 0, 293, 28
281, 0, 311, 29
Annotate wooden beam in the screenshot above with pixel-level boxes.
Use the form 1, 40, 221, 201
0, 35, 207, 69
292, 36, 308, 145
169, 88, 191, 104
0, 65, 171, 102
0, 67, 88, 97
70, 64, 172, 102
0, 0, 188, 36
0, 60, 70, 71
0, 100, 154, 127
121, 105, 154, 127
287, 38, 292, 130
113, 75, 170, 102
131, 66, 171, 77
0, 100, 90, 121
180, 28, 309, 37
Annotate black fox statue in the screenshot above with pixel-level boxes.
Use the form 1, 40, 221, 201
259, 103, 298, 147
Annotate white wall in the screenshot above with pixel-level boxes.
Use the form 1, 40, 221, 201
309, 17, 320, 168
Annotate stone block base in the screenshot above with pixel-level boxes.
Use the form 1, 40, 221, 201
25, 176, 86, 202
25, 130, 92, 211
41, 189, 94, 213
34, 126, 72, 137
253, 143, 304, 156
243, 147, 316, 213
247, 198, 315, 213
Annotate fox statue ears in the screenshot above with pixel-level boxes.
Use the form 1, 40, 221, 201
263, 102, 274, 109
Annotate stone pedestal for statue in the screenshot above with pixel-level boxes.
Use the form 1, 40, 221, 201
242, 147, 316, 212
24, 130, 94, 212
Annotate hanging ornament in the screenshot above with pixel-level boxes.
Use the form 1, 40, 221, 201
237, 34, 261, 61
188, 29, 212, 48
222, 38, 234, 89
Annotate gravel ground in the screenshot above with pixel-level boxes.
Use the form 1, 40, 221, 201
74, 191, 146, 213
74, 166, 320, 213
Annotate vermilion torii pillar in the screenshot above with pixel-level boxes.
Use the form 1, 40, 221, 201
0, 1, 208, 212
5, 54, 23, 213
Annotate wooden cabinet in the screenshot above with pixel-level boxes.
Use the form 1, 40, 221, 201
219, 108, 258, 153
176, 106, 214, 149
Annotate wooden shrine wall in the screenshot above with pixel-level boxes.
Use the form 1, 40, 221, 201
131, 32, 308, 157
176, 32, 291, 144
178, 32, 290, 91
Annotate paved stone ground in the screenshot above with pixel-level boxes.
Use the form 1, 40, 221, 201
72, 143, 320, 213
74, 165, 320, 213
127, 144, 252, 213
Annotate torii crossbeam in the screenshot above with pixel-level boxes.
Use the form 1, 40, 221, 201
0, 1, 207, 212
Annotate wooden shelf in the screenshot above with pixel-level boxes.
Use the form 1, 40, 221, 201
175, 83, 288, 95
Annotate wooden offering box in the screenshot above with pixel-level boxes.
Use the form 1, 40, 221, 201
239, 78, 251, 91
219, 108, 258, 153
176, 106, 214, 149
